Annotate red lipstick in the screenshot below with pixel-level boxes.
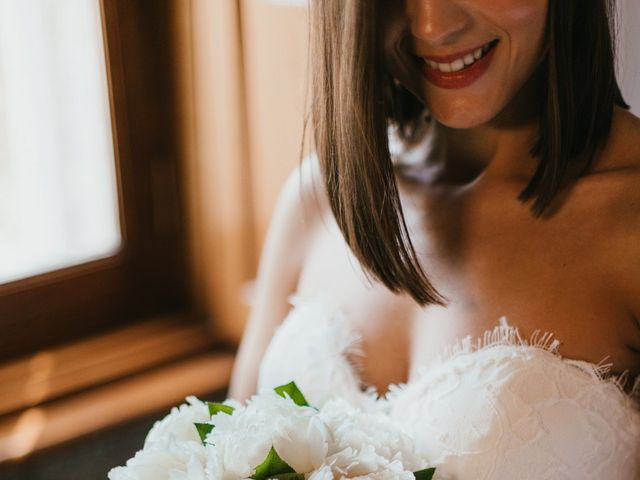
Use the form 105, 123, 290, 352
420, 40, 499, 90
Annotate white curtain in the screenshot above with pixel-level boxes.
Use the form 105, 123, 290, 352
0, 0, 120, 284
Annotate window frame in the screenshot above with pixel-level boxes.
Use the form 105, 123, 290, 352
0, 0, 190, 362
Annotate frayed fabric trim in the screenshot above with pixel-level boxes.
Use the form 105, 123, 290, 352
433, 316, 640, 404
284, 295, 640, 404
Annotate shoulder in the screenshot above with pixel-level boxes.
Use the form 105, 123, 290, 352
557, 106, 640, 295
255, 153, 329, 293
589, 108, 640, 229
577, 107, 640, 224
591, 106, 640, 172
585, 108, 640, 324
227, 154, 328, 400
266, 153, 329, 258
284, 153, 329, 218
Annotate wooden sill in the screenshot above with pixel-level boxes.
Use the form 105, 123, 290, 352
0, 315, 218, 416
0, 352, 234, 463
0, 317, 236, 463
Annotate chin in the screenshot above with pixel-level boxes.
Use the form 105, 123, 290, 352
421, 93, 500, 129
429, 106, 497, 130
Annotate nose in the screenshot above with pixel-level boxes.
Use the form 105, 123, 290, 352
407, 0, 473, 46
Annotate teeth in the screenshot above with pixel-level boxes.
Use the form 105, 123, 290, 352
424, 41, 496, 73
450, 59, 465, 72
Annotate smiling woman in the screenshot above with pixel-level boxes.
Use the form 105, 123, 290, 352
231, 0, 640, 478
311, 0, 630, 305
382, 0, 550, 126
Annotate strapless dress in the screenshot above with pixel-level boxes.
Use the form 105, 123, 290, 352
257, 294, 640, 480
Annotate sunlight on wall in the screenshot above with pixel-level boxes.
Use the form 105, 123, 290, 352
0, 408, 46, 460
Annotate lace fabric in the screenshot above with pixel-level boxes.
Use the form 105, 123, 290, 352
413, 316, 640, 404
257, 295, 640, 479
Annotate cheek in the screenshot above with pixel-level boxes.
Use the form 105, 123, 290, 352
488, 0, 548, 52
483, 0, 548, 92
490, 0, 546, 23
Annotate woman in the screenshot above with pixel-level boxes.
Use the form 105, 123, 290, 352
231, 0, 640, 477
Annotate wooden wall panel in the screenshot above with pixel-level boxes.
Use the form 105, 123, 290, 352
172, 0, 310, 345
172, 0, 256, 344
239, 0, 311, 257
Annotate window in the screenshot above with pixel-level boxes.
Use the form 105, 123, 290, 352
0, 0, 121, 285
0, 0, 189, 361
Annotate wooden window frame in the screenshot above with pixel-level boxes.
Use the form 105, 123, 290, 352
0, 0, 190, 362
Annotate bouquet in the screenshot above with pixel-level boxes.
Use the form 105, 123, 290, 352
108, 382, 436, 480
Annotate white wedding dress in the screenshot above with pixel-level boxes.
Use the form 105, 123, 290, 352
258, 294, 640, 480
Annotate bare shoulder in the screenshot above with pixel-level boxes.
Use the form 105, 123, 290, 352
577, 107, 640, 224
593, 106, 640, 172
289, 152, 330, 225
228, 154, 327, 400
586, 107, 640, 325
255, 153, 328, 295
559, 108, 637, 288
267, 155, 330, 265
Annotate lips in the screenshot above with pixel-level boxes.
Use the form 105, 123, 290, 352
417, 40, 500, 90
421, 39, 498, 64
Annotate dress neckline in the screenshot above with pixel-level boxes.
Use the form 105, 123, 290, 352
286, 293, 640, 406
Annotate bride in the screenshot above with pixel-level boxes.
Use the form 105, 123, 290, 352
230, 0, 640, 478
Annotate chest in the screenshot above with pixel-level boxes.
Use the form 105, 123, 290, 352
295, 178, 640, 394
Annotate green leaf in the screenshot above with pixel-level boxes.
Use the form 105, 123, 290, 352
207, 402, 235, 416
194, 422, 214, 444
250, 446, 297, 480
413, 467, 436, 480
274, 381, 309, 407
268, 474, 305, 480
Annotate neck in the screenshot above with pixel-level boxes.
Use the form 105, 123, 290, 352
425, 71, 543, 186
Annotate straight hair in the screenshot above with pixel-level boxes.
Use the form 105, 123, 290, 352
309, 0, 629, 306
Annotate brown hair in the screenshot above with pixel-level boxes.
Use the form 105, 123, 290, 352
308, 0, 629, 306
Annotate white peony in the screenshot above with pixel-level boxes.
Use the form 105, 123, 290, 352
144, 397, 211, 447
308, 465, 335, 480
309, 398, 424, 479
108, 437, 207, 480
206, 390, 329, 478
108, 397, 210, 480
108, 385, 435, 480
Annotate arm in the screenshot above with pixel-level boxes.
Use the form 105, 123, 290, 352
228, 155, 325, 401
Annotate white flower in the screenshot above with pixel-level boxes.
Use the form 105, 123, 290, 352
206, 391, 330, 479
168, 454, 208, 480
308, 465, 334, 480
109, 387, 432, 480
108, 397, 209, 480
273, 413, 330, 472
145, 396, 210, 447
108, 437, 206, 480
309, 398, 423, 479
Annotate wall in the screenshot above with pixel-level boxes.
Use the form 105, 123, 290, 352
617, 0, 640, 115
